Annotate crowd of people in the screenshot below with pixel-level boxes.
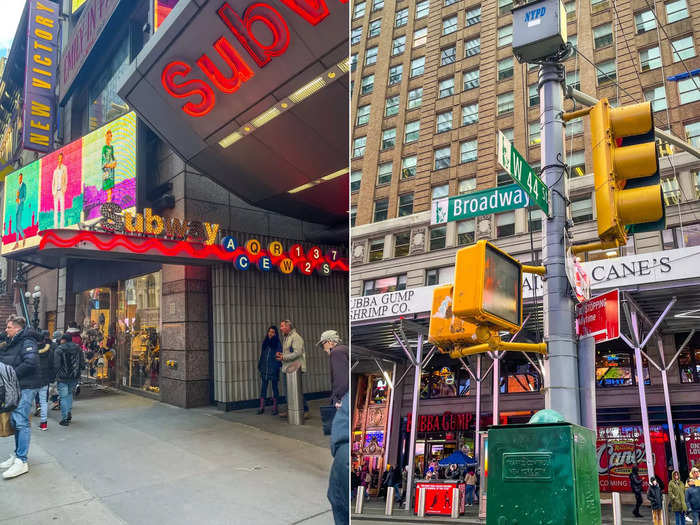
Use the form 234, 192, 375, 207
630, 466, 700, 524
0, 315, 85, 479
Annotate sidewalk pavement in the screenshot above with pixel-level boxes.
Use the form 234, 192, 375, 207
352, 497, 666, 524
0, 386, 335, 525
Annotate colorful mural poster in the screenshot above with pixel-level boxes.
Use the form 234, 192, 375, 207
82, 112, 137, 220
39, 139, 83, 231
2, 162, 41, 250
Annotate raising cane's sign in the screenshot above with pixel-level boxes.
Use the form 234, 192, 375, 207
597, 439, 668, 492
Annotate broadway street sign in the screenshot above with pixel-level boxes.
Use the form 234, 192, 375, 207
431, 184, 530, 225
498, 131, 549, 215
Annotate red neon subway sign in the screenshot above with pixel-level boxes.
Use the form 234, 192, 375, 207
161, 0, 336, 117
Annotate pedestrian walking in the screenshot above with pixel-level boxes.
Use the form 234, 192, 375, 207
648, 476, 663, 525
687, 479, 700, 525
669, 470, 688, 525
388, 465, 402, 503
257, 325, 282, 415
0, 315, 41, 479
630, 466, 644, 517
53, 334, 85, 426
317, 330, 348, 408
276, 320, 308, 417
34, 331, 55, 431
465, 468, 477, 506
327, 393, 349, 524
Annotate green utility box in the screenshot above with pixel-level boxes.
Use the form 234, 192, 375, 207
487, 416, 601, 525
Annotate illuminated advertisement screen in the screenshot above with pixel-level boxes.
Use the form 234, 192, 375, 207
154, 0, 180, 30
482, 244, 521, 326
2, 112, 137, 254
72, 0, 88, 13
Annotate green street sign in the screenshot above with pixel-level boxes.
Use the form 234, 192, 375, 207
431, 184, 530, 225
498, 131, 549, 216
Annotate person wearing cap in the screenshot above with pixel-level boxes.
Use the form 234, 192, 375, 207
34, 330, 56, 431
318, 329, 348, 408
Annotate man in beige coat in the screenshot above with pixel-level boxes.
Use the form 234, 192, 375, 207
276, 320, 309, 417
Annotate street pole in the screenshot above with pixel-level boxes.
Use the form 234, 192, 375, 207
475, 354, 482, 460
383, 361, 397, 469
630, 312, 654, 474
404, 333, 423, 511
540, 62, 581, 424
577, 335, 596, 432
658, 339, 679, 472
492, 353, 500, 425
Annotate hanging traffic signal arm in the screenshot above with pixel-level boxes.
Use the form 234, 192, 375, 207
522, 265, 546, 276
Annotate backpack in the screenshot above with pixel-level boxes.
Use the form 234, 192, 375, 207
59, 348, 81, 380
0, 362, 20, 412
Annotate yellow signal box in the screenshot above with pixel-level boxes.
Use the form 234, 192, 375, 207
428, 284, 478, 349
590, 98, 665, 245
453, 240, 523, 333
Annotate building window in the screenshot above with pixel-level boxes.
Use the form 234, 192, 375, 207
463, 69, 480, 90
416, 0, 430, 18
430, 226, 447, 250
457, 219, 475, 245
678, 341, 700, 383
458, 178, 477, 195
665, 0, 688, 23
381, 128, 396, 150
568, 150, 586, 177
501, 128, 514, 141
439, 77, 455, 98
443, 15, 458, 35
568, 34, 578, 48
397, 194, 414, 218
460, 139, 478, 163
407, 88, 423, 109
498, 25, 513, 47
388, 64, 403, 85
356, 105, 370, 126
394, 231, 411, 256
351, 27, 362, 45
368, 19, 381, 37
462, 103, 478, 125
350, 206, 357, 227
529, 122, 541, 146
414, 27, 428, 47
353, 1, 366, 19
374, 199, 389, 222
351, 53, 358, 72
385, 95, 400, 117
363, 275, 407, 295
597, 60, 616, 85
365, 46, 378, 65
529, 84, 539, 107
395, 7, 408, 27
445, 0, 458, 6
662, 176, 681, 205
644, 86, 667, 112
434, 147, 451, 170
426, 267, 455, 286
360, 74, 374, 95
432, 184, 449, 199
497, 172, 512, 186
685, 121, 700, 147
498, 58, 514, 80
565, 1, 576, 20
377, 162, 393, 185
679, 78, 700, 104
497, 92, 514, 115
566, 71, 580, 91
464, 38, 480, 58
635, 10, 655, 33
591, 0, 609, 11
350, 170, 362, 192
437, 111, 453, 133
441, 46, 457, 66
640, 47, 661, 71
571, 196, 593, 223
372, 0, 383, 11
411, 57, 426, 78
405, 121, 420, 143
566, 117, 583, 136
466, 5, 481, 26
353, 136, 366, 157
672, 35, 695, 62
695, 170, 700, 199
496, 211, 515, 237
392, 35, 406, 56
369, 238, 384, 261
593, 23, 613, 49
528, 209, 544, 232
498, 0, 513, 15
401, 156, 417, 179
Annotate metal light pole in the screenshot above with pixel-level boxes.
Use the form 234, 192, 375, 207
539, 62, 581, 424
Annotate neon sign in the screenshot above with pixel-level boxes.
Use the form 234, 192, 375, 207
160, 0, 333, 117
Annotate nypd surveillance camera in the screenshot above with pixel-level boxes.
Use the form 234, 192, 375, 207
512, 0, 568, 63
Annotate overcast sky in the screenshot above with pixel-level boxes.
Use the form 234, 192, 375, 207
0, 1, 26, 59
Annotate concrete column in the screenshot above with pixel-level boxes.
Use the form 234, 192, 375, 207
446, 221, 457, 247
57, 266, 77, 330
160, 264, 211, 408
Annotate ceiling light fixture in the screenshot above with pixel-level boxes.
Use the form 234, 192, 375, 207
218, 131, 243, 148
288, 182, 317, 194
289, 76, 326, 104
337, 57, 350, 73
321, 168, 348, 181
251, 106, 281, 128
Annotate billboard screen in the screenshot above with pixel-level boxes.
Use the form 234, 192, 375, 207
71, 0, 88, 13
2, 112, 137, 254
483, 244, 521, 327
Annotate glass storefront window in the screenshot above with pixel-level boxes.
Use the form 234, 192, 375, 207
596, 351, 650, 387
420, 362, 468, 399
75, 287, 115, 383
679, 347, 700, 383
370, 377, 389, 404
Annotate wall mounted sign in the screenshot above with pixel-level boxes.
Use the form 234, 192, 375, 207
576, 289, 620, 344
406, 412, 474, 433
23, 0, 60, 152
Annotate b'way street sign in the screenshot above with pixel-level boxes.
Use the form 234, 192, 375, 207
431, 184, 530, 225
498, 131, 549, 216
576, 289, 620, 344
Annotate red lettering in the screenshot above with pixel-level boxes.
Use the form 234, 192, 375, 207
196, 37, 254, 94
456, 413, 466, 430
418, 416, 427, 433
217, 2, 290, 68
278, 0, 329, 25
441, 413, 449, 432
161, 61, 216, 117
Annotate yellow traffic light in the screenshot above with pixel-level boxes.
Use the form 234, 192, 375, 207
428, 284, 479, 349
453, 240, 523, 333
590, 98, 665, 245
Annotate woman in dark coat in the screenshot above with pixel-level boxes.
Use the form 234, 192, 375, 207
257, 325, 282, 415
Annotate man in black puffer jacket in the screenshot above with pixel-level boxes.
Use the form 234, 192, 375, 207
53, 334, 84, 427
34, 331, 55, 431
0, 315, 41, 479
